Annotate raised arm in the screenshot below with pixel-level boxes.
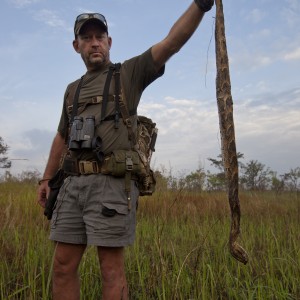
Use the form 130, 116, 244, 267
151, 0, 214, 70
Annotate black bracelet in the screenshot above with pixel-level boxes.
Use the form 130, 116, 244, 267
194, 0, 214, 13
38, 178, 51, 185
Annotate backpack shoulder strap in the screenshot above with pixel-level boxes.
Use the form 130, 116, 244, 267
114, 63, 121, 129
101, 65, 115, 122
63, 77, 83, 144
70, 76, 84, 124
115, 63, 137, 146
66, 78, 82, 110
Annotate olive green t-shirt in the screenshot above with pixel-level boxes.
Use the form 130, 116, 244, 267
57, 48, 164, 161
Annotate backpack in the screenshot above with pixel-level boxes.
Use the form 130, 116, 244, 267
134, 115, 158, 195
66, 63, 158, 196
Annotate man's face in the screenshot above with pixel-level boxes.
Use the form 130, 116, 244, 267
73, 22, 112, 71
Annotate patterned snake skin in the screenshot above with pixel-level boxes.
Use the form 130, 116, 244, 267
215, 0, 248, 264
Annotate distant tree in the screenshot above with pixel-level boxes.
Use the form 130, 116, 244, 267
184, 167, 206, 192
156, 164, 180, 191
17, 170, 41, 184
270, 171, 285, 194
0, 137, 11, 169
240, 160, 271, 191
154, 170, 168, 190
282, 167, 300, 192
207, 152, 244, 172
207, 152, 244, 190
206, 170, 226, 191
207, 154, 224, 172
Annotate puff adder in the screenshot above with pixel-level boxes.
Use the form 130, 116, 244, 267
215, 0, 249, 264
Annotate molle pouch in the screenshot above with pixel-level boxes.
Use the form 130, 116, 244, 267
61, 155, 79, 175
101, 150, 141, 177
44, 169, 67, 220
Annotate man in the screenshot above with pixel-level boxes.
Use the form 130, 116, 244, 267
37, 1, 214, 299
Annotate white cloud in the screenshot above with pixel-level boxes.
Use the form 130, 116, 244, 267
231, 52, 272, 71
33, 9, 67, 28
247, 8, 266, 24
8, 0, 41, 8
249, 28, 271, 40
284, 47, 300, 61
137, 87, 300, 174
281, 0, 300, 27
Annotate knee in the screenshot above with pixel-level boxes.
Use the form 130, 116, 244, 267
98, 247, 127, 287
101, 262, 127, 287
101, 265, 119, 285
53, 255, 78, 279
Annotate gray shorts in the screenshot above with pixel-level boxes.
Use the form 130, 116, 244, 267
49, 174, 139, 247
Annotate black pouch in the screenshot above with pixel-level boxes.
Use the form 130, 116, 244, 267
44, 169, 67, 220
61, 156, 79, 175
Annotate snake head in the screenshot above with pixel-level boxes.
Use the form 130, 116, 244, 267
230, 242, 249, 265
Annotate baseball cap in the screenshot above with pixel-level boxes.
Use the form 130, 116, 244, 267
74, 13, 108, 36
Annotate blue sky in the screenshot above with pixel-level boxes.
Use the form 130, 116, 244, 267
1, 0, 299, 177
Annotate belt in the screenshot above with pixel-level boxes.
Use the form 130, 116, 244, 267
76, 160, 138, 180
62, 157, 102, 175
62, 157, 139, 181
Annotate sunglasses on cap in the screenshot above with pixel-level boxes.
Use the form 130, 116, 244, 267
76, 13, 107, 26
74, 13, 108, 35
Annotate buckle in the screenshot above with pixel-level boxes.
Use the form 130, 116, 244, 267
91, 96, 102, 104
125, 118, 132, 128
125, 155, 133, 171
78, 161, 100, 174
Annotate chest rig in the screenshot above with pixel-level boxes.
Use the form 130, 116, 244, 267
64, 64, 139, 209
67, 63, 137, 146
63, 63, 158, 207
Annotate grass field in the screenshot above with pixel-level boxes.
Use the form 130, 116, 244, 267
0, 181, 299, 299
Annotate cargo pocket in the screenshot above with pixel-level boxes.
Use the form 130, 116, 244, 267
96, 201, 129, 236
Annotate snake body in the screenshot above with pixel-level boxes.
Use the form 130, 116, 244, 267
215, 0, 248, 264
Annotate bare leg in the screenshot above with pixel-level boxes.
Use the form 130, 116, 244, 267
52, 242, 86, 300
98, 246, 128, 300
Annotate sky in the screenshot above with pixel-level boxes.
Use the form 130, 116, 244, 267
0, 0, 299, 177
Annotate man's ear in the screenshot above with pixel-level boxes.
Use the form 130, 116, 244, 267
108, 36, 112, 49
73, 39, 80, 53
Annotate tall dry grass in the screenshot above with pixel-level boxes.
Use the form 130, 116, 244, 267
0, 181, 299, 299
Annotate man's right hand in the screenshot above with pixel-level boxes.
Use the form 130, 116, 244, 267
37, 181, 50, 208
36, 132, 66, 208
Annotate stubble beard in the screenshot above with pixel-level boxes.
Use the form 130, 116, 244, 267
84, 52, 109, 70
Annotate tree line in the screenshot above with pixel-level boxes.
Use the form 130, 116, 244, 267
1, 137, 299, 193
155, 153, 300, 193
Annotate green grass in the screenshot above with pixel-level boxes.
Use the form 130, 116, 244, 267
0, 182, 299, 299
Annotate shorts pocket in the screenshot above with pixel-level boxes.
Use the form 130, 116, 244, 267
95, 201, 129, 236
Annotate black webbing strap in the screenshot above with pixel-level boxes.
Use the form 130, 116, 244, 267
70, 76, 84, 124
119, 86, 137, 146
68, 65, 137, 125
113, 63, 136, 210
114, 63, 121, 129
101, 66, 115, 122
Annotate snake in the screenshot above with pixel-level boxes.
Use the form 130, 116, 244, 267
215, 0, 249, 264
